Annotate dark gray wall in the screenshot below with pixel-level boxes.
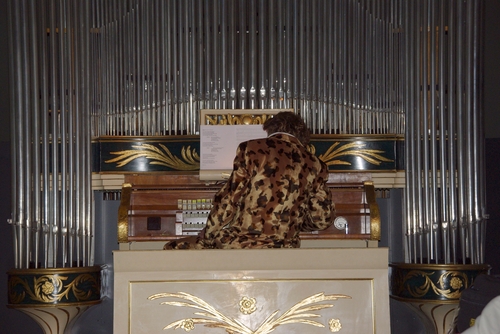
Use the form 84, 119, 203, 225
483, 0, 500, 277
484, 0, 500, 139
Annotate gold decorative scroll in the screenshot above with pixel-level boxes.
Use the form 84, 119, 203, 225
200, 109, 287, 126
105, 144, 200, 170
204, 113, 272, 125
149, 291, 351, 333
394, 270, 468, 300
8, 272, 100, 305
319, 142, 394, 166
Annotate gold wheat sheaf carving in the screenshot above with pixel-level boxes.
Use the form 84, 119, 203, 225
105, 144, 200, 170
400, 270, 468, 300
148, 291, 351, 333
8, 274, 99, 304
319, 142, 393, 166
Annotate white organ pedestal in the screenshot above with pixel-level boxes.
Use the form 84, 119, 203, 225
113, 247, 390, 334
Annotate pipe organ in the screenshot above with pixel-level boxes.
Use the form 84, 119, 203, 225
6, 0, 486, 333
88, 0, 483, 265
90, 0, 405, 137
401, 0, 486, 265
7, 0, 408, 270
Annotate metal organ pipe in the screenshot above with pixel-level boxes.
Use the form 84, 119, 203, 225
402, 0, 485, 265
7, 0, 486, 269
9, 0, 22, 269
8, 0, 93, 269
447, 1, 458, 264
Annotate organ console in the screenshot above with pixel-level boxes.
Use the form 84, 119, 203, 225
113, 110, 390, 333
117, 172, 381, 249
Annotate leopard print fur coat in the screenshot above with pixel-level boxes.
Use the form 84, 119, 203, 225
164, 133, 335, 249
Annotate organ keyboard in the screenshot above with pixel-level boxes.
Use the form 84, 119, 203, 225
117, 172, 381, 249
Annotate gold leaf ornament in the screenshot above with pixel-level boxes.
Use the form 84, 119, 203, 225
34, 275, 67, 303
204, 113, 272, 125
402, 270, 468, 300
239, 296, 257, 315
450, 276, 464, 290
149, 291, 350, 333
105, 144, 200, 170
179, 319, 195, 332
9, 273, 99, 304
328, 318, 342, 332
319, 142, 393, 166
8, 276, 28, 304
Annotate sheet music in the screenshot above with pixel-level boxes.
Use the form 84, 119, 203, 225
200, 125, 267, 170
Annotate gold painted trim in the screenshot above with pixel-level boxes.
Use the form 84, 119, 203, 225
389, 295, 460, 305
130, 277, 374, 285
7, 300, 101, 308
118, 183, 132, 243
364, 181, 381, 241
93, 133, 403, 141
389, 263, 491, 271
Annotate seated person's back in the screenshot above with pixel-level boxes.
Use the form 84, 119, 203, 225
164, 111, 335, 250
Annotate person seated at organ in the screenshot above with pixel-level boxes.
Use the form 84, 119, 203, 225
163, 111, 335, 249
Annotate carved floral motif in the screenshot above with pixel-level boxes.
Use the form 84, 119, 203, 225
179, 319, 195, 332
328, 318, 342, 332
239, 296, 257, 315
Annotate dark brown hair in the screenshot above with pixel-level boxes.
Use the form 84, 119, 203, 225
263, 111, 311, 145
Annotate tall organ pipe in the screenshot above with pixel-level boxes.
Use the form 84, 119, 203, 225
7, 0, 486, 268
402, 0, 485, 264
85, 1, 406, 135
8, 0, 93, 269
